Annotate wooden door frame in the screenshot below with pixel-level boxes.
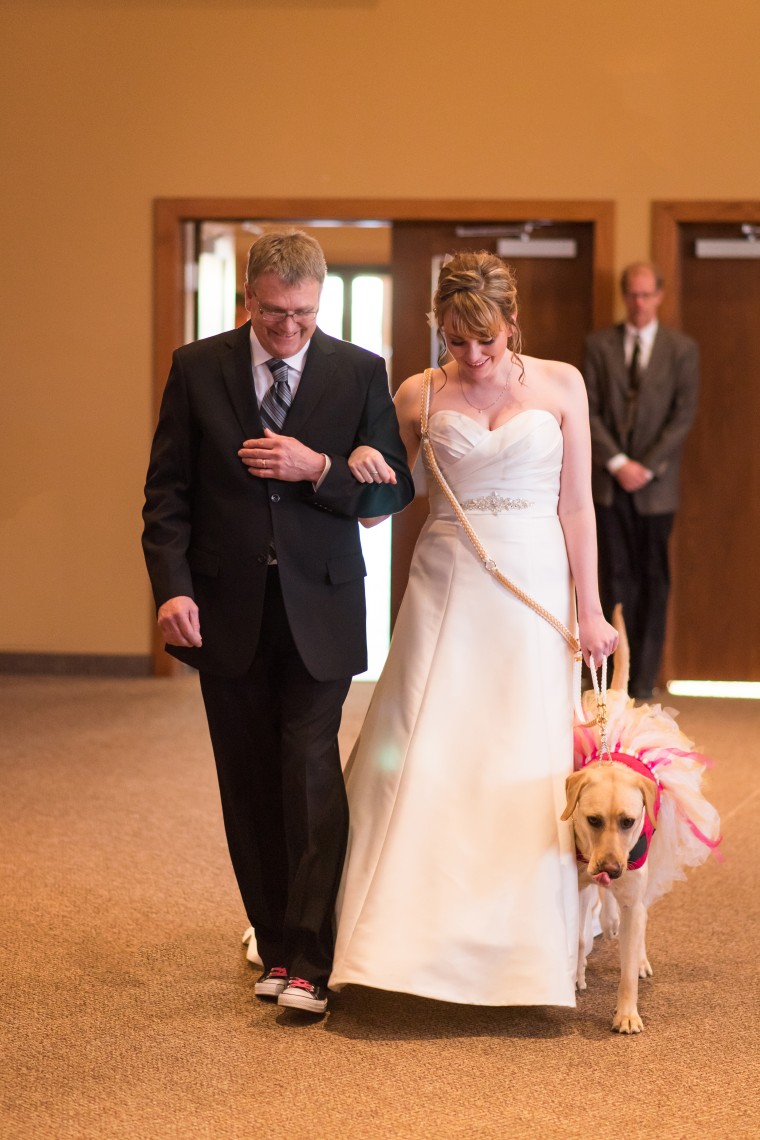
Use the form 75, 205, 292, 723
151, 196, 616, 675
652, 200, 760, 680
652, 199, 760, 323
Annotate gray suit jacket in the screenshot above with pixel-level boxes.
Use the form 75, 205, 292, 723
582, 323, 699, 514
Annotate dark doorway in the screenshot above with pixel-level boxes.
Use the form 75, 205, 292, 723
654, 203, 760, 681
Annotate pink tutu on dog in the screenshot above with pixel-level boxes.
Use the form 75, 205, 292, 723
573, 690, 722, 906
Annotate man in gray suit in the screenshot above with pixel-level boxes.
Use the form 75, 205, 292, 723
583, 262, 699, 698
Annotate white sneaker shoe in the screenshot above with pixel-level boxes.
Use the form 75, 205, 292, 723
277, 977, 328, 1014
254, 966, 289, 998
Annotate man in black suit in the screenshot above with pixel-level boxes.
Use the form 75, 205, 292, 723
582, 262, 699, 699
143, 230, 414, 1014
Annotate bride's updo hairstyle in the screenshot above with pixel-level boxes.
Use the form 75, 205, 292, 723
433, 251, 523, 358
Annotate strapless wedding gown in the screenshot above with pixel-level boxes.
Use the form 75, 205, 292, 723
329, 409, 579, 1006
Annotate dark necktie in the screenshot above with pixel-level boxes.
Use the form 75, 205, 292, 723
624, 335, 642, 447
260, 359, 292, 432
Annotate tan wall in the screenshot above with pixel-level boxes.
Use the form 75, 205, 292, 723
2, 0, 759, 656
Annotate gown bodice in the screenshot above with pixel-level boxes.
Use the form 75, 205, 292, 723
424, 409, 563, 521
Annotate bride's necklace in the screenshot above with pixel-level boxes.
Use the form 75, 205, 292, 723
458, 358, 514, 414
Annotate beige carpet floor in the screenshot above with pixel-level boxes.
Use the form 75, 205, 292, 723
2, 676, 758, 1139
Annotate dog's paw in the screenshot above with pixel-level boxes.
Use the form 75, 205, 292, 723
612, 1009, 644, 1034
638, 957, 653, 979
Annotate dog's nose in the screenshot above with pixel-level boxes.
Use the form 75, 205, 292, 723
589, 856, 624, 879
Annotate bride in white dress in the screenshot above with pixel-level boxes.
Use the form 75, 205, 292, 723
329, 252, 617, 1006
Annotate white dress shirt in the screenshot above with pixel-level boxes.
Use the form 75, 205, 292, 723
607, 320, 658, 477
248, 327, 330, 487
624, 318, 658, 372
249, 328, 310, 405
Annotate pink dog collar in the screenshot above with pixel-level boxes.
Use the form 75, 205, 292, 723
575, 751, 661, 872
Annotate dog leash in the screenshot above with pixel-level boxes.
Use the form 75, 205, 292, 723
587, 655, 611, 761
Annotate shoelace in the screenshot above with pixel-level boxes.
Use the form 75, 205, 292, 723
266, 967, 288, 979
287, 977, 316, 992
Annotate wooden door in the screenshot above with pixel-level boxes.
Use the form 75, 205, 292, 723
656, 215, 760, 680
390, 219, 597, 619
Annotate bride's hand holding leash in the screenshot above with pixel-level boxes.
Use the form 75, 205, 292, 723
578, 612, 619, 669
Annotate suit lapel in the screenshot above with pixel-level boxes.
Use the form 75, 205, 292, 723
282, 328, 336, 438
630, 326, 668, 450
221, 324, 337, 441
642, 325, 667, 390
609, 325, 629, 440
611, 324, 627, 382
634, 326, 669, 425
220, 322, 264, 438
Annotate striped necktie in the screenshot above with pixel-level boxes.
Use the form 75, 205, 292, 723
260, 359, 292, 432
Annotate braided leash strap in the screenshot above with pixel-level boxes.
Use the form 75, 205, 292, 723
587, 655, 611, 761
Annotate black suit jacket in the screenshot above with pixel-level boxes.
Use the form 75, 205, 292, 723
582, 323, 699, 515
142, 324, 414, 679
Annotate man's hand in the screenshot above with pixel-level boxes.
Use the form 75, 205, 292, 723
238, 428, 326, 482
348, 445, 397, 484
615, 460, 653, 493
157, 595, 202, 648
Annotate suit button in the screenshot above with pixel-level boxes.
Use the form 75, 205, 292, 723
256, 555, 267, 564
270, 493, 280, 503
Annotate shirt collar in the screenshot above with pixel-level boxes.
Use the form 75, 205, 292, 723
625, 319, 658, 349
249, 326, 312, 375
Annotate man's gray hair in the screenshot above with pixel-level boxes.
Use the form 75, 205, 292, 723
245, 229, 327, 288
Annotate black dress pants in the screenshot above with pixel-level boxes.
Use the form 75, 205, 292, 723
595, 484, 675, 697
199, 567, 352, 986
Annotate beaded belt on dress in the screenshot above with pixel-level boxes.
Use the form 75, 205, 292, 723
459, 492, 534, 515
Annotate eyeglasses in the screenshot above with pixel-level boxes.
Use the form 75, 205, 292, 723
252, 292, 319, 326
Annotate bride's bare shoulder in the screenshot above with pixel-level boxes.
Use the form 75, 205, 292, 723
521, 354, 584, 391
394, 372, 423, 410
395, 366, 450, 406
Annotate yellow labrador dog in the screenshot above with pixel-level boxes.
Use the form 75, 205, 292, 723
562, 610, 658, 1034
563, 755, 659, 1033
564, 609, 721, 1033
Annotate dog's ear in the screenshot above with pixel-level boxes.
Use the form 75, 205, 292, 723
638, 777, 658, 828
561, 770, 587, 821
